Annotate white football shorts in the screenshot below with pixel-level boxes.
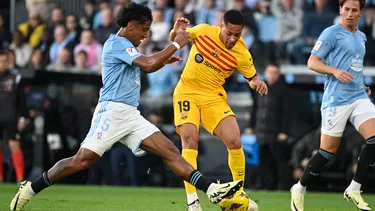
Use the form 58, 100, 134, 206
321, 98, 375, 137
80, 101, 159, 156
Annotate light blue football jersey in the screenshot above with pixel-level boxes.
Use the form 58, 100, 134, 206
311, 24, 368, 110
99, 34, 143, 106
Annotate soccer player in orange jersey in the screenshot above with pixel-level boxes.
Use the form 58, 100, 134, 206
169, 10, 268, 211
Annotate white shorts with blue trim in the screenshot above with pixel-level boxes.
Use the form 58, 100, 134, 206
321, 98, 375, 137
80, 101, 159, 156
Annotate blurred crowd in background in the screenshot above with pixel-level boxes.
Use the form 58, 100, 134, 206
0, 0, 375, 191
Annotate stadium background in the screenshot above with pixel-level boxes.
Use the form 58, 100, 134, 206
0, 0, 375, 193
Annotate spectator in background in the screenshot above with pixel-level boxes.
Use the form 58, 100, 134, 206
150, 0, 174, 23
10, 30, 33, 68
17, 12, 46, 48
80, 0, 97, 30
271, 0, 303, 59
249, 63, 291, 190
195, 0, 220, 25
174, 0, 196, 25
94, 8, 118, 45
291, 0, 336, 64
25, 0, 56, 22
47, 48, 72, 71
48, 8, 65, 37
71, 50, 90, 73
0, 14, 11, 50
35, 28, 52, 67
49, 25, 74, 64
93, 0, 111, 30
242, 128, 259, 189
360, 4, 375, 66
74, 29, 102, 71
7, 50, 18, 69
0, 50, 28, 183
66, 15, 82, 48
151, 9, 171, 48
233, 0, 259, 40
27, 49, 45, 69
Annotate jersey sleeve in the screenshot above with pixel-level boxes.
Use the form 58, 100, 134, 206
237, 50, 257, 79
111, 39, 143, 65
311, 28, 336, 59
186, 24, 209, 40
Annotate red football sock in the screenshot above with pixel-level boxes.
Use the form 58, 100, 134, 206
12, 151, 24, 181
0, 151, 3, 181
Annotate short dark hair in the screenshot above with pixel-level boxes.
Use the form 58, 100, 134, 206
339, 0, 366, 10
267, 61, 280, 69
223, 10, 245, 26
115, 2, 153, 27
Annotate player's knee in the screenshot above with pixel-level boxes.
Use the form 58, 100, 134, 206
8, 140, 21, 152
180, 131, 199, 149
224, 136, 242, 150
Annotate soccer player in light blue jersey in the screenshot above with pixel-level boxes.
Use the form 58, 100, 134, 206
9, 3, 243, 211
291, 0, 373, 210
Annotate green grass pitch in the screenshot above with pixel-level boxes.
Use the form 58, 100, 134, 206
1, 184, 374, 211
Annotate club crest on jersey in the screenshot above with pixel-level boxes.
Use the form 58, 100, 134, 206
181, 113, 188, 120
97, 131, 103, 140
195, 53, 204, 64
211, 48, 221, 59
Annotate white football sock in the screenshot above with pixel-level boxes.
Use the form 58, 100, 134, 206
293, 181, 307, 194
187, 192, 199, 205
26, 183, 36, 196
346, 180, 361, 192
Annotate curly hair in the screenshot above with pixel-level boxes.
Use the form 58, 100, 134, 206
115, 2, 153, 27
339, 0, 366, 10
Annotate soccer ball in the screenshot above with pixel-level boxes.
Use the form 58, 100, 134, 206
219, 190, 259, 211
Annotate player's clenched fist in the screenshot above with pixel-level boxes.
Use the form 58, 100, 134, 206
333, 69, 353, 84
249, 76, 268, 96
174, 30, 190, 48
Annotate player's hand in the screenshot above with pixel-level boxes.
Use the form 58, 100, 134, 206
164, 55, 183, 64
333, 69, 353, 84
249, 77, 268, 96
277, 133, 288, 142
365, 86, 371, 96
174, 30, 190, 48
173, 17, 190, 34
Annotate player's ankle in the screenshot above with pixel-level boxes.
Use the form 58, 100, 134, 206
187, 192, 199, 205
346, 180, 361, 192
293, 181, 306, 194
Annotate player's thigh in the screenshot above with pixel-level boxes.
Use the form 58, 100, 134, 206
201, 100, 235, 135
81, 101, 134, 157
119, 113, 160, 157
173, 94, 200, 134
213, 115, 241, 150
350, 98, 375, 140
321, 104, 352, 138
140, 131, 180, 161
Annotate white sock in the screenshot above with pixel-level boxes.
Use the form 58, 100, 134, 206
293, 181, 307, 194
346, 180, 361, 192
206, 183, 217, 194
187, 192, 199, 205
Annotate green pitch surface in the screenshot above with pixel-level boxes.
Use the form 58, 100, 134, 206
1, 184, 375, 211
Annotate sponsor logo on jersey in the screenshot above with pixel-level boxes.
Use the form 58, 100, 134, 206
350, 53, 363, 72
126, 47, 138, 56
211, 48, 221, 59
195, 53, 204, 64
204, 61, 222, 73
181, 113, 188, 120
313, 40, 322, 51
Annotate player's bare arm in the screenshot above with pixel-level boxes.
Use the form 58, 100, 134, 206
248, 75, 268, 96
134, 30, 189, 73
308, 54, 353, 84
169, 17, 190, 41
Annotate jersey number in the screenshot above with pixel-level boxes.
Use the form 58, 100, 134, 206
178, 100, 190, 112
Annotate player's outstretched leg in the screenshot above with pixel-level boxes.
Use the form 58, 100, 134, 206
141, 131, 243, 204
179, 123, 201, 211
9, 148, 100, 211
213, 116, 245, 188
344, 135, 375, 211
290, 135, 339, 211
